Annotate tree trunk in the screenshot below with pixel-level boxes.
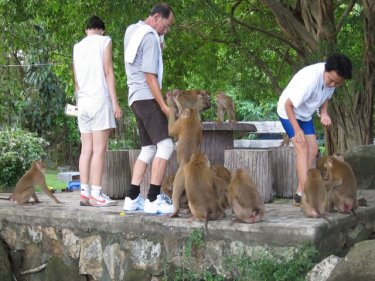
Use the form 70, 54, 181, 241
326, 1, 375, 154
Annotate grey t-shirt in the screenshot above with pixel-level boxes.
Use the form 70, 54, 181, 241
124, 21, 160, 106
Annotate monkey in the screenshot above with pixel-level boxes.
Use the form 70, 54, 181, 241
324, 156, 358, 215
301, 168, 331, 223
216, 91, 236, 124
168, 107, 202, 166
279, 134, 290, 147
316, 153, 344, 180
211, 164, 231, 185
172, 89, 211, 116
2, 160, 61, 204
212, 175, 230, 210
184, 152, 225, 226
228, 168, 265, 224
161, 174, 188, 209
171, 152, 225, 230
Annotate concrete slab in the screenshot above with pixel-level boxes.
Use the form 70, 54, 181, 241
0, 190, 374, 259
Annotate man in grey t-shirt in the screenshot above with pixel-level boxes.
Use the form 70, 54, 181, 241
123, 3, 175, 214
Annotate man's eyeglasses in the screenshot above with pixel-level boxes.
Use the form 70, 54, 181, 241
161, 18, 171, 31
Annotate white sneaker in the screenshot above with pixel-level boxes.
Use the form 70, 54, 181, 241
123, 195, 145, 211
89, 193, 118, 207
144, 194, 173, 214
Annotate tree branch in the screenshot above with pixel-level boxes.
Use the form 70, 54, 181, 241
335, 0, 357, 34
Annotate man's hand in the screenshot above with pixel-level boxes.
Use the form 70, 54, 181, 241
320, 112, 332, 126
294, 128, 306, 143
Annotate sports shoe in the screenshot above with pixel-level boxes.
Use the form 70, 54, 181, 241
293, 193, 302, 206
144, 194, 174, 214
80, 194, 91, 206
89, 193, 118, 207
123, 195, 145, 211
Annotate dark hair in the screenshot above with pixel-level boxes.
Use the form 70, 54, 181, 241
325, 54, 352, 79
150, 3, 174, 19
86, 16, 105, 30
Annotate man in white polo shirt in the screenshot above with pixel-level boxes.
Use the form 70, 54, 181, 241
277, 54, 352, 205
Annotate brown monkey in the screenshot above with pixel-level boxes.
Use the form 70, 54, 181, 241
171, 152, 225, 229
228, 169, 265, 223
172, 89, 211, 116
168, 107, 202, 166
279, 134, 290, 147
324, 156, 358, 214
161, 174, 188, 209
213, 175, 229, 210
7, 160, 61, 204
301, 168, 331, 223
316, 153, 343, 180
216, 91, 236, 124
211, 164, 231, 185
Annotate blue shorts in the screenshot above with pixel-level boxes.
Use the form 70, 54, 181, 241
278, 116, 316, 138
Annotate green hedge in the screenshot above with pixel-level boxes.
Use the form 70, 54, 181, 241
0, 127, 48, 190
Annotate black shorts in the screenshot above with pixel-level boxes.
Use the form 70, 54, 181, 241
131, 99, 169, 146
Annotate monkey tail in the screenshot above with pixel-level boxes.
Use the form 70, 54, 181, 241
317, 210, 332, 224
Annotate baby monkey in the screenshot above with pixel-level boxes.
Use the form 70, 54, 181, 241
5, 160, 61, 204
301, 168, 331, 223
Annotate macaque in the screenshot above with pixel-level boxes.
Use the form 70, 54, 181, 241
316, 153, 343, 180
213, 175, 229, 210
216, 91, 236, 124
171, 152, 225, 229
301, 168, 331, 223
161, 174, 188, 209
279, 134, 290, 147
324, 156, 358, 214
7, 160, 61, 204
211, 164, 231, 185
172, 89, 211, 116
228, 169, 265, 224
168, 107, 202, 166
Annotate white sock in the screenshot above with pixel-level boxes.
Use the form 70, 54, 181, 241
91, 185, 102, 197
80, 184, 90, 197
297, 191, 302, 196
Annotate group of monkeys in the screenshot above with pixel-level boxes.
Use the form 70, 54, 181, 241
3, 90, 363, 228
164, 89, 264, 227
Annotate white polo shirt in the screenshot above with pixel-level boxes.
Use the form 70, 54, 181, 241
277, 63, 335, 121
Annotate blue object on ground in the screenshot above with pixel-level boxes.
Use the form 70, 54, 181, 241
67, 180, 81, 191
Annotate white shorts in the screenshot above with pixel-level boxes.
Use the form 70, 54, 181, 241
77, 97, 116, 133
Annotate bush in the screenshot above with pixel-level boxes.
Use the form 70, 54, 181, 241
0, 127, 48, 190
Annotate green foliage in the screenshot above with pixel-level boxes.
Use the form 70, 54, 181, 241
164, 229, 318, 281
224, 243, 318, 281
0, 127, 48, 190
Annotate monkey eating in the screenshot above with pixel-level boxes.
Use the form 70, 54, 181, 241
301, 168, 331, 223
4, 160, 62, 204
228, 168, 265, 224
324, 156, 358, 215
215, 91, 236, 124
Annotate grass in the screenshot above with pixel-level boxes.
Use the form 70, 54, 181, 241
45, 170, 69, 191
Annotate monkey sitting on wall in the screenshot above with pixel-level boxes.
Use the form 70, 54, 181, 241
301, 168, 331, 223
3, 160, 62, 204
171, 152, 225, 228
228, 169, 265, 224
215, 91, 236, 124
324, 156, 358, 215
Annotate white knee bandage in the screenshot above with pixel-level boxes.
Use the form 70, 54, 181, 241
138, 145, 157, 165
155, 138, 174, 160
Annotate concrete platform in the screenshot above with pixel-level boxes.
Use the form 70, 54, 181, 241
0, 190, 374, 279
0, 190, 374, 258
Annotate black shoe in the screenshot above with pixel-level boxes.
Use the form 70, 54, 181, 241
293, 193, 302, 206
